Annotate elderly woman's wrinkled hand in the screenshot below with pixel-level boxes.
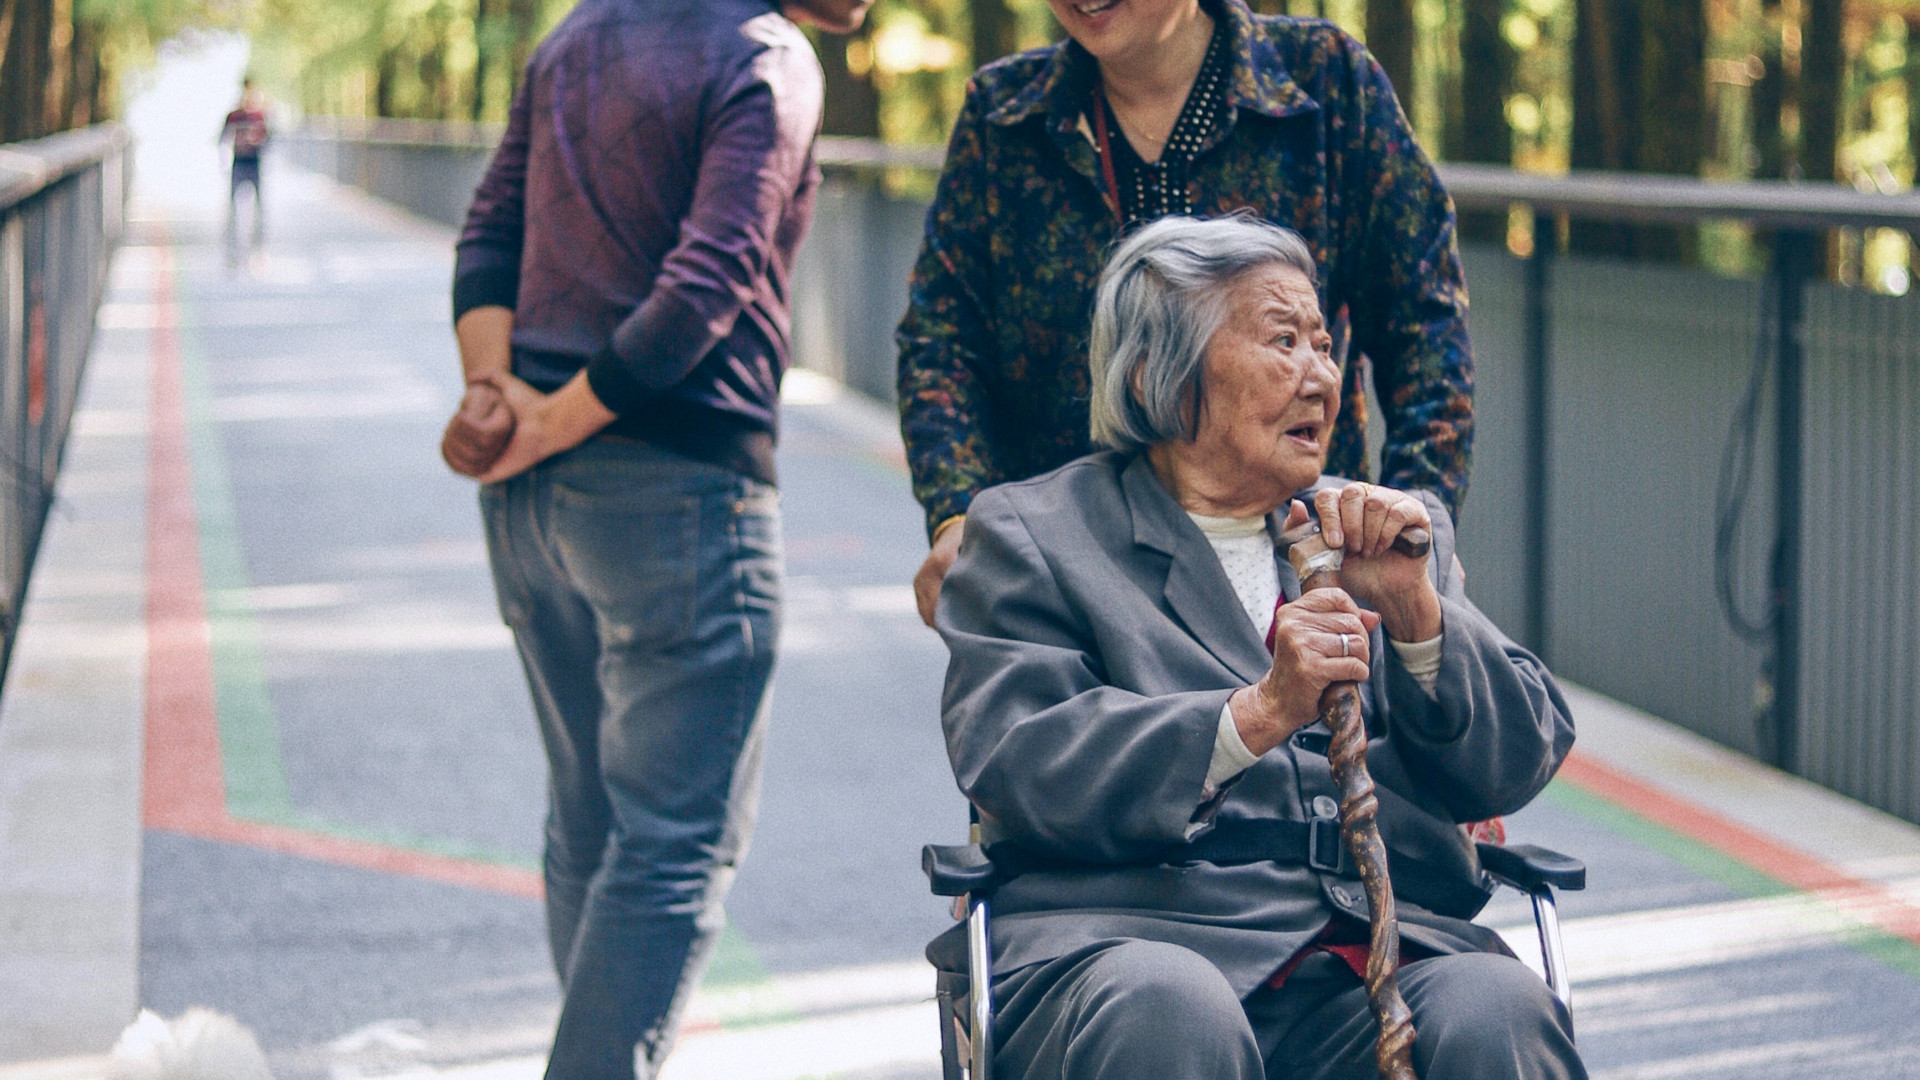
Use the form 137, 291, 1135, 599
1229, 588, 1381, 755
1310, 483, 1442, 642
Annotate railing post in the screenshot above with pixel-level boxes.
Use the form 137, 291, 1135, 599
1524, 210, 1553, 662
1767, 230, 1811, 774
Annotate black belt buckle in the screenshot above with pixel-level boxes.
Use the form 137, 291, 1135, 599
1308, 816, 1346, 874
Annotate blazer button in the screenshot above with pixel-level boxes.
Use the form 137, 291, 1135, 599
1330, 884, 1356, 907
1312, 795, 1339, 820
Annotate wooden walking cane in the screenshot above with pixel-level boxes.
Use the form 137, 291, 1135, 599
1282, 518, 1432, 1080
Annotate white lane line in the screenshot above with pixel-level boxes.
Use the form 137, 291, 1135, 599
1589, 1035, 1889, 1080
211, 386, 445, 422
1495, 880, 1920, 985
663, 1001, 938, 1080
423, 1002, 940, 1080
686, 960, 934, 1029
1572, 990, 1834, 1036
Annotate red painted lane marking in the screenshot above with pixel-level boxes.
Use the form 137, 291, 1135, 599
143, 242, 226, 833
1560, 752, 1920, 944
184, 818, 542, 899
139, 231, 541, 901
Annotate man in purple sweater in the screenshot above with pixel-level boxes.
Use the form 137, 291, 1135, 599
449, 0, 869, 1075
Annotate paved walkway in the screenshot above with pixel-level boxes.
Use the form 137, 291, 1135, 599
2, 140, 1919, 1080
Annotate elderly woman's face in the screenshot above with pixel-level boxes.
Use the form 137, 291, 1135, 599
1189, 263, 1340, 507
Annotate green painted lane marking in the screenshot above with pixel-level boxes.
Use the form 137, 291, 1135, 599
173, 284, 293, 823
167, 251, 777, 1003
1542, 778, 1920, 981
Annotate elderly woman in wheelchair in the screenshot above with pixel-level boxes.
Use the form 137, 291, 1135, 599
924, 216, 1586, 1080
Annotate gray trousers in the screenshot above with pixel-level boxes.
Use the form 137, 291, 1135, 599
991, 940, 1585, 1080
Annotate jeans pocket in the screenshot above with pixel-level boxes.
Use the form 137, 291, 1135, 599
730, 484, 783, 614
550, 483, 702, 648
479, 483, 533, 629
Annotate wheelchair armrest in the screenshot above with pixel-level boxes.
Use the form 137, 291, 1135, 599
923, 843, 1002, 897
1477, 842, 1586, 893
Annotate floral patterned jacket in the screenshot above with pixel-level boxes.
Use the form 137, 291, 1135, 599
895, 0, 1473, 537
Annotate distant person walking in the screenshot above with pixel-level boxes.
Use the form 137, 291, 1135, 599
442, 0, 871, 1077
218, 78, 269, 257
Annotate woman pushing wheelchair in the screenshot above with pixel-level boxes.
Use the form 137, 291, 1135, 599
928, 217, 1585, 1080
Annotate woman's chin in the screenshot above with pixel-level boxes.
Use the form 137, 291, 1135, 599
1273, 444, 1327, 490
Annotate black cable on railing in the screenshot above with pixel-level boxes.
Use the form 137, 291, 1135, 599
1713, 278, 1776, 644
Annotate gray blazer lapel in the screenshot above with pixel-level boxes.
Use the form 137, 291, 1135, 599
1120, 456, 1273, 683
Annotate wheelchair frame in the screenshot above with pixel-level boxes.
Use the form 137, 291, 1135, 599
923, 836, 1586, 1080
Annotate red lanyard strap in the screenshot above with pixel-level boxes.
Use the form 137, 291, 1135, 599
1090, 86, 1125, 227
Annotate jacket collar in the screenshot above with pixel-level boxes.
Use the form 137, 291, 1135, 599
1120, 453, 1279, 684
985, 0, 1316, 131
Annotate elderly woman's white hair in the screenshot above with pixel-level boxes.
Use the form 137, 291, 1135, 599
1089, 216, 1319, 452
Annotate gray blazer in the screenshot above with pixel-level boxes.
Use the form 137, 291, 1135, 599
930, 452, 1575, 997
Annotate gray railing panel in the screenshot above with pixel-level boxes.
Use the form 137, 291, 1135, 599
1800, 285, 1920, 823
279, 130, 493, 230
1453, 243, 1528, 642
791, 175, 924, 405
1545, 256, 1772, 758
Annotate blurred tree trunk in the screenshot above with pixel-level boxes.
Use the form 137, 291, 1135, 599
972, 0, 1020, 69
1458, 0, 1513, 243
421, 35, 449, 120
1799, 0, 1841, 182
1571, 0, 1634, 254
508, 0, 541, 95
1, 0, 53, 142
1572, 0, 1703, 260
1907, 20, 1920, 184
66, 12, 101, 128
1366, 0, 1415, 105
1572, 0, 1633, 171
46, 0, 71, 134
1631, 0, 1704, 260
1751, 3, 1788, 180
1246, 0, 1290, 14
818, 30, 880, 138
473, 0, 505, 120
375, 46, 400, 118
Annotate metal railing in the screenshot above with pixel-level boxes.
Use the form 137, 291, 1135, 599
280, 118, 500, 229
0, 123, 129, 689
1442, 169, 1920, 787
286, 120, 1920, 827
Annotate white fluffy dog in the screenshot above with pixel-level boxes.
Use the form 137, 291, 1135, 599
107, 1009, 273, 1080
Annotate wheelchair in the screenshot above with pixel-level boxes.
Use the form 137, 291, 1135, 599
921, 816, 1586, 1080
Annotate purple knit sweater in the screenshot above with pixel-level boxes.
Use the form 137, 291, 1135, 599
454, 0, 823, 484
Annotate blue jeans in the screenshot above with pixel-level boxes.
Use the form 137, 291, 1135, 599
482, 437, 781, 1080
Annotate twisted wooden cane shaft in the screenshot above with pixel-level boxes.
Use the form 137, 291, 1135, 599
1316, 670, 1417, 1080
1291, 525, 1429, 1080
